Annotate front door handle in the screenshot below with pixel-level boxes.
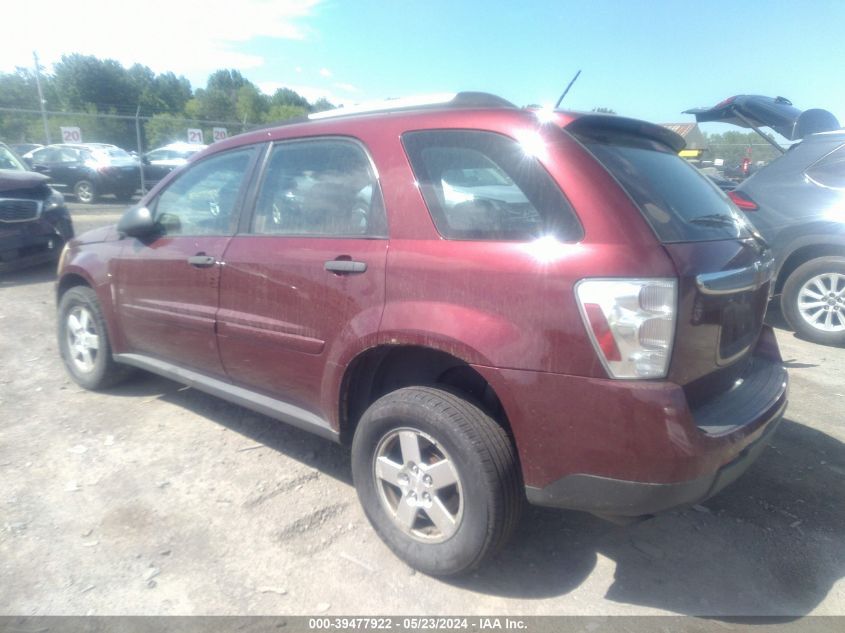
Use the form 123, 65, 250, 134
324, 259, 367, 274
187, 255, 217, 268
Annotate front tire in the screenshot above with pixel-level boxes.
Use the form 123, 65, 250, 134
781, 256, 845, 346
351, 386, 522, 576
58, 286, 133, 390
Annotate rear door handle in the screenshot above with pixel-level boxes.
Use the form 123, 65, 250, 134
324, 259, 367, 274
187, 255, 217, 268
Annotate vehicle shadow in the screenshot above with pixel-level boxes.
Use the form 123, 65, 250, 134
454, 417, 844, 616
0, 261, 57, 287
104, 375, 844, 616
107, 372, 353, 484
767, 301, 845, 350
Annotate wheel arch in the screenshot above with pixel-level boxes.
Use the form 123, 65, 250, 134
57, 266, 124, 354
338, 344, 514, 449
56, 271, 93, 303
776, 241, 845, 295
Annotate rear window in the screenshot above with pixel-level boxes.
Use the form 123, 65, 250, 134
402, 130, 582, 241
582, 136, 754, 243
806, 144, 845, 189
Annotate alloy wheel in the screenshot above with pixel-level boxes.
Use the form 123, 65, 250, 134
372, 427, 464, 543
797, 273, 845, 332
66, 306, 100, 373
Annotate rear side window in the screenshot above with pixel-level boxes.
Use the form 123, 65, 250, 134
582, 136, 754, 243
806, 144, 845, 189
402, 130, 581, 241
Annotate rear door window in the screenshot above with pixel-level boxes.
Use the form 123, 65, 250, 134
402, 130, 582, 241
250, 138, 387, 238
580, 135, 754, 243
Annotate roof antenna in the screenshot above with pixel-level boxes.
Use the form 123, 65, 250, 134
555, 70, 581, 109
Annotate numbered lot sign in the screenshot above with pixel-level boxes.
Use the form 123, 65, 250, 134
212, 127, 228, 142
61, 126, 82, 143
188, 128, 204, 143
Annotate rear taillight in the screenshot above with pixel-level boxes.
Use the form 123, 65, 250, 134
728, 190, 758, 211
576, 279, 677, 379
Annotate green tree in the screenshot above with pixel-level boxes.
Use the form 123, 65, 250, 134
145, 113, 191, 147
310, 97, 335, 113
705, 131, 781, 166
236, 84, 268, 126
265, 104, 308, 123
270, 88, 309, 110
52, 54, 138, 113
0, 69, 44, 142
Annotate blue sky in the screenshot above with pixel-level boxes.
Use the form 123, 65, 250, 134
5, 0, 844, 136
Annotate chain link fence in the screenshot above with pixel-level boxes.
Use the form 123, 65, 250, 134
0, 106, 251, 154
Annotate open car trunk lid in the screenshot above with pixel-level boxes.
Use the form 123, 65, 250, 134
566, 115, 775, 404
684, 95, 840, 141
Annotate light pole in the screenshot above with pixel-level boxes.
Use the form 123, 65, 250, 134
33, 51, 51, 144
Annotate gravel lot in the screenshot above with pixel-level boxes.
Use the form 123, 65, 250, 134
1, 201, 844, 616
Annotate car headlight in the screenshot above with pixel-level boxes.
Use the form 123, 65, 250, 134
45, 190, 65, 211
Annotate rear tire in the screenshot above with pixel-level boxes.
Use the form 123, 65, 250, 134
58, 286, 133, 390
781, 256, 845, 346
351, 386, 523, 576
73, 180, 97, 204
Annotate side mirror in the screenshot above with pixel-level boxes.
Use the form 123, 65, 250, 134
117, 206, 156, 238
142, 155, 151, 165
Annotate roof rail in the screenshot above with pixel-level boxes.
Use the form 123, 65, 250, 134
307, 91, 516, 120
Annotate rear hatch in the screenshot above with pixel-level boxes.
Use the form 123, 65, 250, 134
567, 115, 775, 408
684, 95, 840, 141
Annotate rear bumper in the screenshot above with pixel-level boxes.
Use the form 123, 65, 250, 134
524, 397, 784, 516
473, 326, 788, 517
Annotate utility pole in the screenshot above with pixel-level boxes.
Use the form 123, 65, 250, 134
135, 105, 146, 194
33, 51, 51, 144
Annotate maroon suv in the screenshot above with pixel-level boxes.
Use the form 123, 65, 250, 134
56, 93, 788, 575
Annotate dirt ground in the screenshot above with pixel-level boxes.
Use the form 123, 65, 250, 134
1, 202, 843, 616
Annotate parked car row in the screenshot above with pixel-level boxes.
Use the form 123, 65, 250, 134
141, 142, 207, 190
22, 143, 140, 204
55, 93, 789, 575
0, 141, 210, 205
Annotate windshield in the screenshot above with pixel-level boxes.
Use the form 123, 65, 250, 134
0, 145, 28, 171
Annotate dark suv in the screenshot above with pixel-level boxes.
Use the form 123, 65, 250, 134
24, 143, 140, 203
56, 93, 788, 575
0, 142, 74, 272
686, 95, 845, 345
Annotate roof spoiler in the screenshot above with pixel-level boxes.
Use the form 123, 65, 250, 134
564, 114, 686, 153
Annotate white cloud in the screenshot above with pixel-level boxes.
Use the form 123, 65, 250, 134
335, 82, 359, 93
319, 68, 332, 78
3, 0, 321, 85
